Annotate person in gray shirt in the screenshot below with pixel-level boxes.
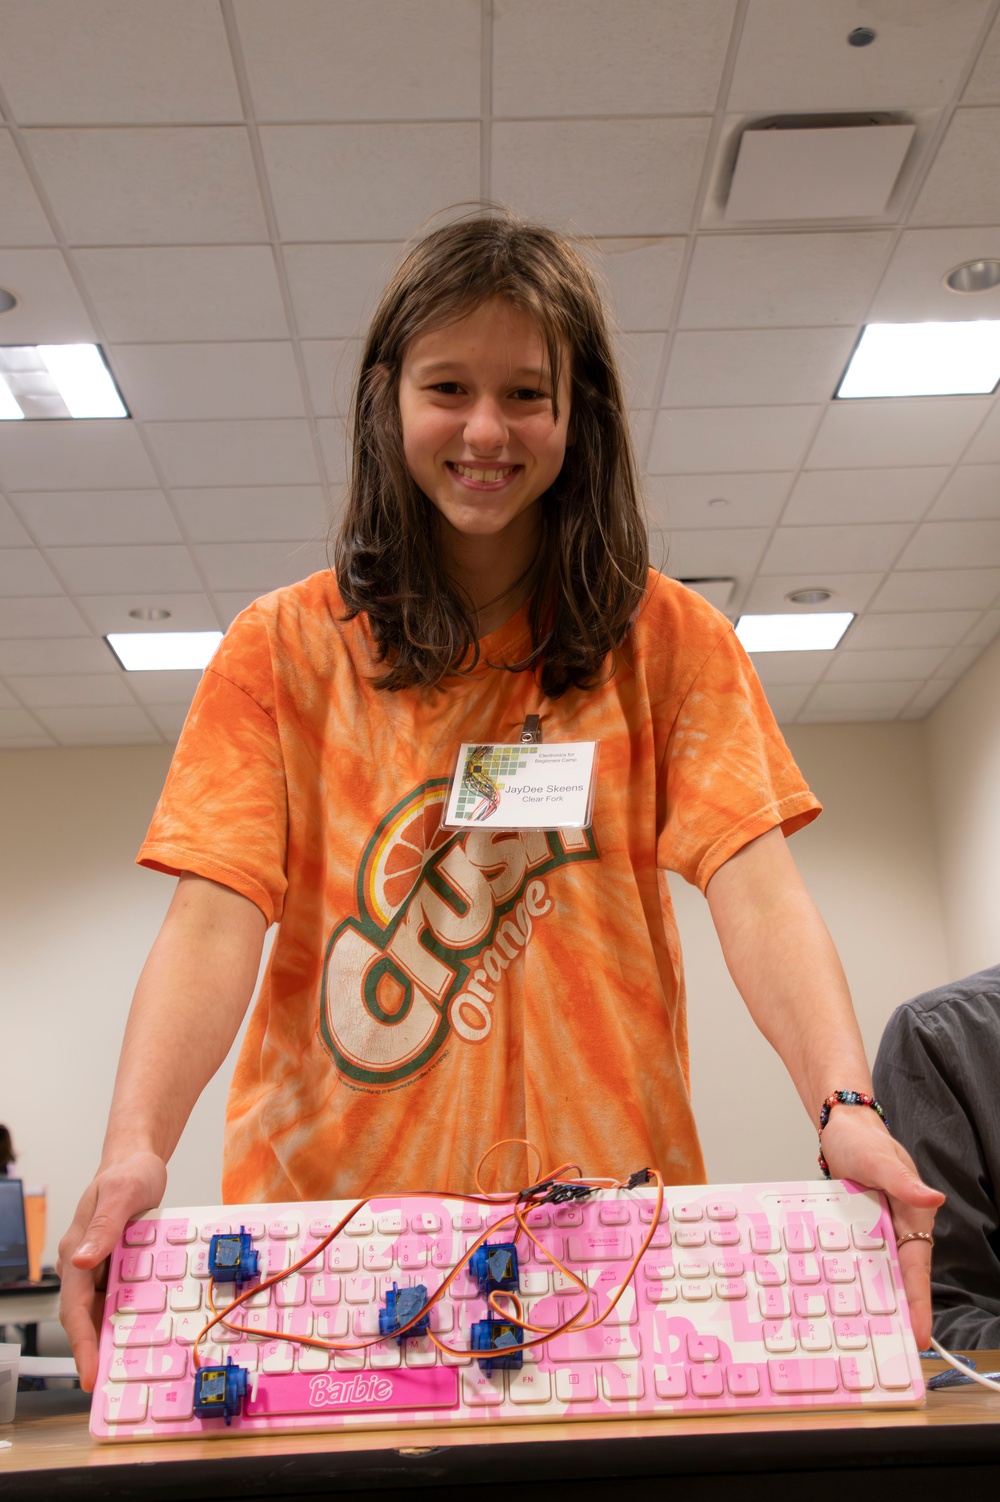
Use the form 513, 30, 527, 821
873, 965, 1000, 1349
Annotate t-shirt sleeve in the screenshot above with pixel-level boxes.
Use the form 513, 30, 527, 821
656, 626, 821, 892
137, 610, 289, 925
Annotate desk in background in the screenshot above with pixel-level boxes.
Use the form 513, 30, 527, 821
0, 1279, 60, 1358
1, 1353, 999, 1501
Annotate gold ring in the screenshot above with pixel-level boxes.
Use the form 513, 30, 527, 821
896, 1231, 934, 1248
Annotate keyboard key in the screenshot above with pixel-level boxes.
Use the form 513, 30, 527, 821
828, 1286, 861, 1318
549, 1328, 641, 1363
853, 1224, 885, 1251
783, 1223, 816, 1253
200, 1220, 231, 1242
519, 1270, 549, 1296
261, 1341, 296, 1374
716, 1278, 748, 1301
524, 1208, 550, 1228
817, 1221, 850, 1252
726, 1363, 761, 1397
453, 1210, 482, 1233
150, 1381, 194, 1421
686, 1334, 719, 1363
556, 1367, 598, 1402
432, 1241, 459, 1270
264, 1245, 293, 1276
599, 1203, 631, 1226
462, 1369, 504, 1405
123, 1221, 156, 1247
762, 1321, 796, 1354
793, 1289, 827, 1319
553, 1206, 584, 1228
653, 1366, 687, 1399
334, 1349, 366, 1371
858, 1253, 896, 1315
242, 1222, 265, 1241
602, 1362, 644, 1400
310, 1275, 341, 1305
869, 1317, 911, 1389
709, 1225, 741, 1247
788, 1255, 821, 1285
268, 1218, 299, 1240
678, 1259, 709, 1279
397, 1238, 428, 1270
404, 1335, 438, 1368
706, 1201, 738, 1221
375, 1211, 404, 1237
362, 1241, 394, 1272
798, 1320, 832, 1352
344, 1275, 376, 1304
110, 1347, 187, 1383
171, 1314, 205, 1346
681, 1281, 712, 1301
299, 1347, 331, 1372
279, 1309, 313, 1339
647, 1226, 672, 1249
275, 1275, 306, 1308
840, 1353, 875, 1391
753, 1257, 785, 1286
164, 1220, 196, 1245
411, 1212, 441, 1235
833, 1318, 867, 1351
345, 1211, 374, 1237
567, 1229, 634, 1262
712, 1255, 744, 1278
317, 1308, 349, 1339
370, 1342, 402, 1370
767, 1357, 839, 1394
117, 1283, 167, 1315
509, 1368, 552, 1404
673, 1203, 704, 1222
155, 1250, 187, 1281
750, 1223, 780, 1254
674, 1228, 707, 1248
637, 1203, 668, 1224
103, 1383, 149, 1424
112, 1312, 173, 1348
646, 1282, 677, 1303
758, 1287, 790, 1319
120, 1250, 152, 1282
690, 1366, 724, 1398
308, 1218, 338, 1238
823, 1254, 855, 1283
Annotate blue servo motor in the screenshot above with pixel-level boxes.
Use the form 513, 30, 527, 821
379, 1282, 430, 1343
471, 1313, 524, 1374
193, 1357, 249, 1425
469, 1241, 519, 1298
207, 1226, 259, 1289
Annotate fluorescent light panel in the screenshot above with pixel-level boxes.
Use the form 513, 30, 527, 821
106, 631, 222, 671
0, 344, 127, 419
736, 613, 854, 652
837, 321, 1000, 398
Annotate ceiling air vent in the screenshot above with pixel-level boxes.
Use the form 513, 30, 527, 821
724, 114, 915, 223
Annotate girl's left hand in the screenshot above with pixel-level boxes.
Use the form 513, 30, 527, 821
818, 1106, 945, 1351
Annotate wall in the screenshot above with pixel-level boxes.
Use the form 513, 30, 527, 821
923, 631, 1000, 978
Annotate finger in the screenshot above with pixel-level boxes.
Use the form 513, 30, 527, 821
73, 1188, 149, 1267
59, 1264, 104, 1393
896, 1238, 935, 1352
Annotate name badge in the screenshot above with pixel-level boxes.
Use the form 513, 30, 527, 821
443, 741, 598, 831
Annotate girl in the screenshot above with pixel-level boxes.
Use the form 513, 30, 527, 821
60, 213, 941, 1389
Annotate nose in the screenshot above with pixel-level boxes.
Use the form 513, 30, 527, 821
463, 395, 508, 455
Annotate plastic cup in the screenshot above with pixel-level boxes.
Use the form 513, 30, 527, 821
0, 1343, 19, 1424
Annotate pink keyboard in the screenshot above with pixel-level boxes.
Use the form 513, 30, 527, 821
91, 1179, 924, 1441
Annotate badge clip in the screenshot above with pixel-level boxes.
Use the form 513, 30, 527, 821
520, 715, 542, 745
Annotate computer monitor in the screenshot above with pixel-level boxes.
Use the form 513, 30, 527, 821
0, 1178, 30, 1285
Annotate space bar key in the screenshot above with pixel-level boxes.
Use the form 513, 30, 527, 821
767, 1357, 840, 1394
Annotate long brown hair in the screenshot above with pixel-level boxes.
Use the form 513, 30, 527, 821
334, 211, 648, 698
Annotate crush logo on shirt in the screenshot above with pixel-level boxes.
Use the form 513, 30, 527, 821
320, 779, 598, 1086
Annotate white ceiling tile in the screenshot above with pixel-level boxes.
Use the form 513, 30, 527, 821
316, 419, 349, 485
645, 472, 792, 531
896, 519, 1000, 570
928, 465, 1000, 520
630, 409, 654, 457
111, 343, 304, 422
762, 683, 816, 723
47, 545, 202, 595
583, 239, 686, 333
962, 608, 1000, 645
825, 646, 949, 682
0, 548, 63, 597
761, 522, 911, 575
662, 328, 855, 408
741, 572, 883, 614
935, 642, 987, 679
24, 127, 267, 246
10, 672, 133, 707
665, 527, 770, 578
649, 405, 819, 474
964, 11, 1000, 102
125, 668, 203, 706
494, 0, 736, 116
283, 245, 401, 340
261, 125, 479, 241
0, 249, 96, 342
213, 591, 261, 627
870, 227, 1000, 322
0, 597, 90, 637
0, 131, 55, 246
493, 119, 712, 237
0, 706, 51, 741
195, 538, 327, 593
845, 611, 980, 650
0, 422, 158, 491
32, 702, 159, 745
749, 650, 834, 686
0, 682, 18, 708
172, 487, 328, 543
786, 467, 948, 525
616, 333, 667, 409
10, 490, 181, 546
236, 0, 480, 121
144, 420, 320, 488
0, 498, 32, 547
0, 1, 241, 125
911, 108, 1000, 227
801, 680, 917, 718
729, 0, 991, 112
679, 232, 892, 329
0, 637, 118, 674
144, 703, 190, 739
300, 342, 362, 418
870, 568, 1000, 611
807, 399, 990, 469
960, 401, 1000, 464
74, 247, 289, 343
76, 593, 220, 635
900, 679, 955, 718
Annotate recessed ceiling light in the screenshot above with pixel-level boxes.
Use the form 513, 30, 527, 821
847, 26, 876, 46
945, 260, 1000, 295
0, 288, 17, 314
106, 631, 222, 671
735, 613, 854, 652
0, 343, 128, 419
786, 588, 833, 605
836, 321, 1000, 398
707, 496, 728, 508
128, 606, 172, 622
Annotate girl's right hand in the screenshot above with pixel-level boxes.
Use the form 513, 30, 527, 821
57, 1151, 167, 1392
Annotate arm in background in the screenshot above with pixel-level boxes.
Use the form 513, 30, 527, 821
705, 825, 944, 1351
58, 870, 266, 1391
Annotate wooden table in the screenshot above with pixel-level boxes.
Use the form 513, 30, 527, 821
2, 1354, 999, 1500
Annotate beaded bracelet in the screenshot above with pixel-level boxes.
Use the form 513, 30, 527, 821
817, 1090, 888, 1178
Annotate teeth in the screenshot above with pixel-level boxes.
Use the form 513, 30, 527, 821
453, 464, 513, 482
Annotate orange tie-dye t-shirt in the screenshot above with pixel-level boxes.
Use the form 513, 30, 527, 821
138, 569, 820, 1202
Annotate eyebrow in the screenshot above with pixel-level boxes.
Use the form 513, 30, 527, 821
411, 361, 551, 382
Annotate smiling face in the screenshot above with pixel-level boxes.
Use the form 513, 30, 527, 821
398, 298, 572, 559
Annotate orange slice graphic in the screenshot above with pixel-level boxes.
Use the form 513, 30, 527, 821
366, 789, 453, 925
